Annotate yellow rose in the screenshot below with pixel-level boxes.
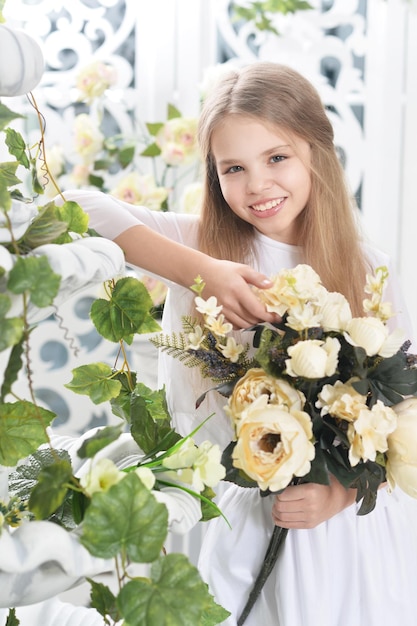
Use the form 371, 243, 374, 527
232, 396, 315, 492
386, 398, 417, 497
225, 367, 306, 431
285, 337, 340, 379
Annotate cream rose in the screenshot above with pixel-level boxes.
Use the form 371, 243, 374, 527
386, 398, 417, 497
156, 117, 198, 166
225, 367, 306, 430
232, 396, 315, 492
285, 337, 340, 379
319, 291, 352, 332
347, 400, 397, 466
110, 172, 168, 210
345, 317, 404, 358
257, 264, 327, 319
316, 378, 367, 421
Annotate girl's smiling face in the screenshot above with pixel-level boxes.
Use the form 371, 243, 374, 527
211, 115, 312, 244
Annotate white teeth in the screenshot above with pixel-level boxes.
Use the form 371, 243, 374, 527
252, 198, 284, 212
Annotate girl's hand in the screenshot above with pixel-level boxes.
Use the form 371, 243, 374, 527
197, 258, 278, 329
271, 477, 357, 529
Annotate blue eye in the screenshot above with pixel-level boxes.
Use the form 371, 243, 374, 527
226, 165, 243, 173
271, 155, 285, 163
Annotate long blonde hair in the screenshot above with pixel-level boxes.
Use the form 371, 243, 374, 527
197, 62, 370, 316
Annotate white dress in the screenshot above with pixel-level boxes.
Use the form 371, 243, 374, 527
67, 190, 417, 626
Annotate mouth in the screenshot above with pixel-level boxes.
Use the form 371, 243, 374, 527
250, 197, 286, 215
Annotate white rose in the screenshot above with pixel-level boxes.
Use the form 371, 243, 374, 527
386, 398, 417, 497
285, 337, 340, 379
233, 396, 315, 492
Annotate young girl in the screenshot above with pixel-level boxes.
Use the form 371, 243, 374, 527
62, 62, 417, 625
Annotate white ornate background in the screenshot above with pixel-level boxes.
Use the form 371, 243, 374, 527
2, 0, 417, 437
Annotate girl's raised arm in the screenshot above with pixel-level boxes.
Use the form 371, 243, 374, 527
59, 190, 276, 329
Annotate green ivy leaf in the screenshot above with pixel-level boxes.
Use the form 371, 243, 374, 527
5, 128, 30, 169
80, 472, 168, 560
19, 203, 68, 249
130, 383, 180, 455
29, 458, 73, 519
54, 200, 89, 235
117, 553, 230, 626
109, 370, 137, 422
0, 317, 23, 352
0, 101, 24, 131
91, 277, 160, 342
87, 579, 119, 622
0, 336, 25, 400
7, 255, 61, 308
77, 424, 124, 459
65, 362, 122, 404
0, 161, 21, 190
0, 400, 56, 466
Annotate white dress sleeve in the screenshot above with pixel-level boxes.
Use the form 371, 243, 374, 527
58, 189, 199, 245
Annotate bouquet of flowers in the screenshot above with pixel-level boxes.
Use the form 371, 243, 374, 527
152, 263, 417, 624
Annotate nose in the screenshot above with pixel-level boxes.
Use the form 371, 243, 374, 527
246, 168, 273, 194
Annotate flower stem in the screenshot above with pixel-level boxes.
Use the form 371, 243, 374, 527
237, 525, 289, 626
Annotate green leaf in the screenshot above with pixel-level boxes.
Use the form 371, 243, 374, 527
90, 277, 158, 342
117, 553, 230, 626
0, 317, 23, 352
80, 472, 168, 560
87, 579, 119, 622
118, 145, 136, 168
130, 384, 181, 455
9, 448, 70, 501
109, 370, 137, 422
0, 101, 25, 131
0, 400, 56, 466
29, 459, 73, 519
145, 122, 164, 137
19, 203, 68, 248
65, 362, 122, 404
54, 200, 89, 235
7, 255, 61, 308
77, 424, 124, 459
5, 608, 19, 626
140, 142, 162, 158
0, 336, 25, 400
5, 128, 30, 169
88, 173, 105, 189
221, 441, 257, 489
0, 161, 21, 190
167, 103, 182, 120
